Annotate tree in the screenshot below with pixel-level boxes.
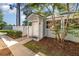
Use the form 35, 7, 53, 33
9, 3, 20, 26
16, 3, 20, 26
0, 10, 7, 29
43, 3, 67, 42
22, 20, 28, 26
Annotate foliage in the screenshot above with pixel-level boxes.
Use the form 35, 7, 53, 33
23, 3, 51, 17
0, 10, 7, 29
22, 20, 28, 26
22, 20, 32, 26
0, 30, 22, 39
29, 22, 32, 26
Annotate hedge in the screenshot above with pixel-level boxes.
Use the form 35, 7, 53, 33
0, 30, 22, 39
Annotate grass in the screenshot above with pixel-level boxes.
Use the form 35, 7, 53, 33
24, 38, 64, 56
24, 41, 50, 55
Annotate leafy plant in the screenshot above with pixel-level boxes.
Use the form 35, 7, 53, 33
0, 30, 22, 39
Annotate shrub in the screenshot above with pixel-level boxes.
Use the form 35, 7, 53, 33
0, 30, 9, 33
15, 31, 22, 38
0, 30, 22, 39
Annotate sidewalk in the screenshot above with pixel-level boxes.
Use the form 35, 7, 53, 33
9, 43, 35, 56
15, 37, 32, 44
1, 35, 35, 56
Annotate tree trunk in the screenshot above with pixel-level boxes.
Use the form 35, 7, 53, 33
16, 3, 20, 26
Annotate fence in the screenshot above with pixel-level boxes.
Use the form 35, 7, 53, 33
2, 26, 13, 30
12, 26, 32, 36
2, 25, 79, 42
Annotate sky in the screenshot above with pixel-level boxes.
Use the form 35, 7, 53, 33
0, 3, 26, 25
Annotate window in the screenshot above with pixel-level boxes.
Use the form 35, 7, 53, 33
46, 21, 52, 28
46, 21, 49, 28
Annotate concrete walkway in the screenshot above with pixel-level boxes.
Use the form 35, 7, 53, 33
1, 35, 35, 56
9, 43, 35, 56
15, 37, 32, 44
0, 39, 7, 49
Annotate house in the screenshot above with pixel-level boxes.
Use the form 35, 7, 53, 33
26, 13, 66, 41
26, 13, 79, 42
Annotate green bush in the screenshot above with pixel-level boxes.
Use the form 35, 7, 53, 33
0, 30, 9, 33
0, 30, 22, 39
14, 31, 22, 38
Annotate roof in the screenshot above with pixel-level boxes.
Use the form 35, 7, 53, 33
47, 13, 79, 21
27, 12, 79, 21
27, 13, 39, 20
27, 13, 44, 21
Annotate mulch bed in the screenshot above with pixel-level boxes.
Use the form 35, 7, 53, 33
24, 37, 79, 56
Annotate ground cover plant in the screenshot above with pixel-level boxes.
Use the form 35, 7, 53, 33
0, 30, 22, 39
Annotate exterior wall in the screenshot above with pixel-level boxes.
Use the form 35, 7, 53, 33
45, 29, 56, 38
27, 14, 40, 41
39, 19, 44, 39
44, 19, 57, 38
45, 28, 79, 42
27, 14, 45, 41
32, 21, 39, 38
31, 17, 44, 41
45, 17, 79, 42
28, 26, 32, 37
65, 34, 79, 43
